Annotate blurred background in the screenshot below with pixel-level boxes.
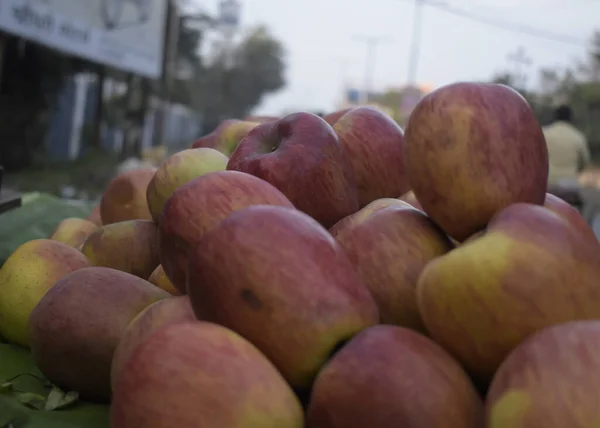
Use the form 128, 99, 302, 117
1, 0, 600, 201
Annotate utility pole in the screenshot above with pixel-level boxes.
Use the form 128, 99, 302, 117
154, 0, 180, 147
0, 33, 6, 94
407, 0, 424, 85
406, 0, 445, 85
92, 65, 106, 147
507, 46, 532, 90
218, 0, 241, 69
354, 35, 391, 104
332, 58, 358, 107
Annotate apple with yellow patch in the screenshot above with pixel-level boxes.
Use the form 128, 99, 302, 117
0, 239, 90, 347
148, 265, 181, 295
146, 148, 229, 223
111, 321, 304, 428
49, 218, 98, 249
486, 321, 600, 427
81, 220, 160, 280
417, 203, 600, 387
404, 82, 549, 241
191, 119, 259, 156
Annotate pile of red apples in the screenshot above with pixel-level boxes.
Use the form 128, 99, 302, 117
3, 81, 600, 428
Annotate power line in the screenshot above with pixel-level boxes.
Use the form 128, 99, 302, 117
436, 3, 589, 47
399, 0, 589, 47
407, 0, 424, 84
507, 46, 533, 89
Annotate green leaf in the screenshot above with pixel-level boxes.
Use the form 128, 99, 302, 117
44, 387, 79, 411
0, 344, 109, 428
14, 393, 46, 411
0, 395, 31, 427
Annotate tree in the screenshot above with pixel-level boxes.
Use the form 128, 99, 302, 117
491, 31, 600, 157
539, 68, 561, 96
178, 25, 286, 132
490, 72, 517, 88
579, 31, 600, 82
0, 2, 286, 170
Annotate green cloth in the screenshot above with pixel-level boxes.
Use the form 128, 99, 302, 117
0, 193, 95, 266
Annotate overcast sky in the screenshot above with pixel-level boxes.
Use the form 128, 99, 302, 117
197, 0, 599, 115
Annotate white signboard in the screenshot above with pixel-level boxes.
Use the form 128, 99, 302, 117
0, 0, 168, 78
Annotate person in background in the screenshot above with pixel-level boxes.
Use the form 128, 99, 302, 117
543, 104, 591, 209
543, 104, 591, 185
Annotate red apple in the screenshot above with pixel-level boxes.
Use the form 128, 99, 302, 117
333, 204, 454, 331
486, 321, 600, 427
159, 170, 294, 292
333, 106, 410, 207
111, 321, 304, 427
329, 198, 411, 237
110, 295, 196, 391
227, 112, 359, 228
187, 205, 379, 390
322, 108, 352, 126
307, 325, 483, 428
29, 267, 169, 402
404, 82, 549, 241
100, 167, 157, 225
